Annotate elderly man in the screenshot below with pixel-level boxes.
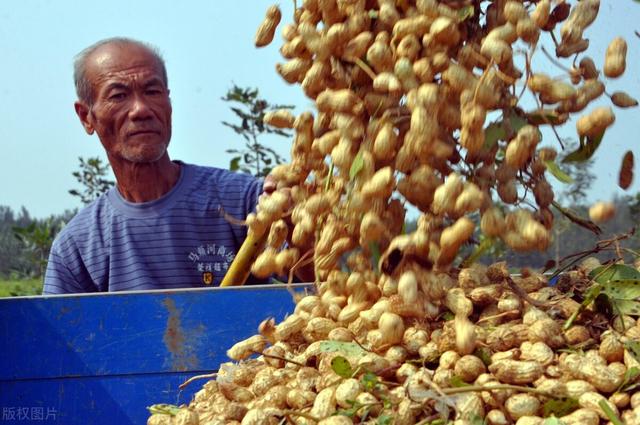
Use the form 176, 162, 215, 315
43, 38, 270, 294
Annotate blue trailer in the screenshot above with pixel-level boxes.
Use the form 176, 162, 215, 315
0, 284, 308, 425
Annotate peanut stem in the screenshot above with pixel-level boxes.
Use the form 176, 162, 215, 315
441, 384, 552, 398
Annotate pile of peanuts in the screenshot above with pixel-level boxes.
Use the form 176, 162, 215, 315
148, 0, 639, 423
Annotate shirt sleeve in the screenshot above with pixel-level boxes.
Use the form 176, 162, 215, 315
42, 243, 97, 295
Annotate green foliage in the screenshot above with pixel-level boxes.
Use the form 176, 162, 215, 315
566, 264, 640, 328
349, 151, 365, 180
598, 399, 624, 425
331, 356, 353, 378
221, 85, 293, 177
543, 397, 579, 417
563, 132, 606, 163
0, 278, 43, 297
483, 110, 529, 150
0, 206, 74, 281
319, 341, 367, 358
619, 366, 640, 392
544, 160, 573, 184
69, 156, 114, 204
558, 140, 596, 206
13, 219, 61, 277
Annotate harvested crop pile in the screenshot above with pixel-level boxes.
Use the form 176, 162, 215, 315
148, 0, 640, 423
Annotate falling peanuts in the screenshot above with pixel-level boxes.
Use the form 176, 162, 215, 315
604, 37, 627, 78
438, 217, 475, 265
576, 106, 615, 138
316, 88, 363, 114
589, 201, 615, 223
255, 5, 282, 48
263, 109, 295, 129
360, 167, 395, 199
148, 0, 640, 423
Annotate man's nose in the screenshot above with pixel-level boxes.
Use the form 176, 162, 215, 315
129, 94, 153, 120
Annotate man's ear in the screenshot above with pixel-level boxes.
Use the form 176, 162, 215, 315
74, 101, 95, 135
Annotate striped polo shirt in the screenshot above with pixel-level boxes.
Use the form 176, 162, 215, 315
43, 162, 263, 294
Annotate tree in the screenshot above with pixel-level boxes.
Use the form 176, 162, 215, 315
222, 85, 294, 177
69, 156, 115, 204
13, 219, 59, 278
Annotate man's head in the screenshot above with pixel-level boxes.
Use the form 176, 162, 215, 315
74, 38, 172, 164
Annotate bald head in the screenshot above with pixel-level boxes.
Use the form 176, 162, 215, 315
74, 37, 167, 105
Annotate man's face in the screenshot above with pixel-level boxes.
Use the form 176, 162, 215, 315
76, 43, 172, 164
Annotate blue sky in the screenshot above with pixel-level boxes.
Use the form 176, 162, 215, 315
1, 1, 639, 218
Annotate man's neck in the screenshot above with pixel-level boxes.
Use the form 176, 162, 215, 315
110, 154, 182, 203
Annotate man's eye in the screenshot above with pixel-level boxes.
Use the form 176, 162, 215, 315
146, 88, 162, 96
109, 93, 126, 101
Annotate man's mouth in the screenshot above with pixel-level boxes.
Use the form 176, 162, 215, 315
128, 130, 158, 136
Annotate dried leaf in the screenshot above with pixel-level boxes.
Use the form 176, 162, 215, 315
619, 151, 634, 190
552, 201, 601, 235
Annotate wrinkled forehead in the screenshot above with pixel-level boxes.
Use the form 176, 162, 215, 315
86, 44, 165, 87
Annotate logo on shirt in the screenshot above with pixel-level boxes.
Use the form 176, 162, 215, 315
188, 243, 235, 285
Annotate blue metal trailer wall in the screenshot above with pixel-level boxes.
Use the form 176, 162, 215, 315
0, 285, 306, 425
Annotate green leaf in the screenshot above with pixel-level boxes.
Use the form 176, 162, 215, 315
361, 371, 379, 391
336, 400, 361, 418
461, 237, 495, 267
319, 341, 367, 358
619, 366, 640, 392
589, 264, 640, 283
331, 356, 354, 378
543, 397, 579, 417
542, 417, 566, 425
369, 242, 381, 270
377, 414, 393, 425
526, 109, 566, 126
600, 279, 640, 300
562, 131, 606, 163
612, 299, 640, 315
457, 4, 474, 21
349, 151, 365, 180
450, 375, 471, 387
544, 160, 574, 184
469, 413, 487, 425
624, 340, 640, 363
442, 311, 455, 321
147, 404, 181, 416
229, 156, 241, 171
474, 347, 492, 366
483, 121, 506, 149
483, 114, 529, 149
598, 399, 624, 425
